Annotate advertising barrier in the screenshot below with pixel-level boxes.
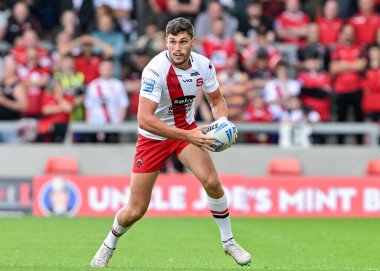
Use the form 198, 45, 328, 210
33, 174, 380, 217
0, 177, 32, 216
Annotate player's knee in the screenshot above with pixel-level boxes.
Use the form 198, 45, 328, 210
202, 177, 223, 196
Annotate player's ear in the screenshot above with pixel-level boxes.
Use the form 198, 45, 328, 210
191, 37, 197, 47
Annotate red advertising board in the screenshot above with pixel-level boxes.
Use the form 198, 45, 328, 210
33, 174, 380, 217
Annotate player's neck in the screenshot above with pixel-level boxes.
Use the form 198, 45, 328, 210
170, 57, 192, 70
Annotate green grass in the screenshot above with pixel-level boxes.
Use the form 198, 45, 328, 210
0, 217, 379, 270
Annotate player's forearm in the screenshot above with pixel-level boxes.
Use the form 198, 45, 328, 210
139, 115, 189, 141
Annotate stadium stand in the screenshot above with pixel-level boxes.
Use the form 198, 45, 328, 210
267, 157, 302, 176
44, 156, 79, 175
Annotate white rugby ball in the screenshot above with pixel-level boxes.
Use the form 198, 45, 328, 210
203, 117, 238, 152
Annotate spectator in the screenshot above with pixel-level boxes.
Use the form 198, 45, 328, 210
274, 0, 310, 45
59, 0, 94, 35
261, 0, 285, 20
244, 94, 273, 144
17, 47, 50, 118
330, 24, 366, 144
297, 23, 328, 70
123, 47, 152, 120
166, 0, 202, 24
362, 45, 380, 122
0, 1, 10, 41
54, 54, 86, 122
91, 13, 124, 79
0, 59, 27, 142
84, 58, 129, 143
38, 79, 74, 143
94, 0, 136, 41
241, 27, 281, 75
249, 49, 274, 96
5, 1, 40, 44
218, 56, 251, 122
316, 0, 343, 48
59, 35, 114, 84
52, 10, 79, 43
349, 0, 380, 46
148, 0, 171, 30
200, 17, 238, 72
194, 0, 238, 40
134, 19, 165, 58
235, 0, 274, 47
279, 95, 320, 147
263, 61, 301, 121
50, 31, 74, 72
10, 29, 51, 68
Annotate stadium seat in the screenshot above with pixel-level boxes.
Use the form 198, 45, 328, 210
268, 157, 302, 176
366, 159, 380, 176
45, 156, 79, 175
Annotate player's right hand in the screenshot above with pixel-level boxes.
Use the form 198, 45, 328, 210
186, 125, 217, 152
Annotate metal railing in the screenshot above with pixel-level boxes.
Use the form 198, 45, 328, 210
0, 121, 378, 145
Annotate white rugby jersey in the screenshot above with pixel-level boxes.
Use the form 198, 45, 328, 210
139, 50, 219, 140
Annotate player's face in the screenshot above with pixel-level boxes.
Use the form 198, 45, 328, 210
166, 32, 196, 70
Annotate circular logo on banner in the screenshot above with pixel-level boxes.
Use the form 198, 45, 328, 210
38, 176, 81, 217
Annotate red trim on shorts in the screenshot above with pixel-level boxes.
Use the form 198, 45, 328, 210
166, 65, 188, 129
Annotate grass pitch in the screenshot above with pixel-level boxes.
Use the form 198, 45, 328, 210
0, 217, 379, 271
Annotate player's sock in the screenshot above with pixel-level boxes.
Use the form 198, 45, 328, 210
208, 194, 234, 243
104, 212, 130, 249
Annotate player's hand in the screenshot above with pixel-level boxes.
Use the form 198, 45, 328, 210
186, 125, 217, 152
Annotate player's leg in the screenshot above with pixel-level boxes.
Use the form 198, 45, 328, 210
91, 171, 159, 267
178, 144, 251, 266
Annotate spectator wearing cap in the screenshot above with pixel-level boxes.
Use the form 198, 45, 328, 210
274, 0, 310, 46
241, 27, 281, 75
349, 0, 380, 46
330, 24, 366, 144
316, 0, 344, 48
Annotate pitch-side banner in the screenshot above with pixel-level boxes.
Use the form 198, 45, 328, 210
33, 175, 380, 217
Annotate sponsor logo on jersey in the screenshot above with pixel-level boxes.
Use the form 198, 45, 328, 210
182, 78, 192, 83
190, 72, 200, 76
142, 78, 155, 93
38, 176, 81, 217
172, 95, 195, 105
169, 95, 195, 115
196, 78, 204, 87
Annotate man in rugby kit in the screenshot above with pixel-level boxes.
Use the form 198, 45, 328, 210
91, 17, 251, 268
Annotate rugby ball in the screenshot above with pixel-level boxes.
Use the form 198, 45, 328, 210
203, 117, 238, 152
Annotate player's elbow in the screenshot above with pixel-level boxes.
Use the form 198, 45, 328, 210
137, 114, 151, 131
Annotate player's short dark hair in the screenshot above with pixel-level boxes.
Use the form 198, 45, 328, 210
165, 17, 194, 38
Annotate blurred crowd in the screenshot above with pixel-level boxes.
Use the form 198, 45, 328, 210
0, 0, 380, 145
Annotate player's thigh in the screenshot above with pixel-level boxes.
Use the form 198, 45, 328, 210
178, 144, 223, 196
128, 171, 160, 211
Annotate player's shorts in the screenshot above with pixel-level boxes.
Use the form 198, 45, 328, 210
132, 133, 191, 173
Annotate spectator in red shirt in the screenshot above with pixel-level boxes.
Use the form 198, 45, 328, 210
38, 79, 74, 143
17, 47, 50, 118
274, 0, 310, 46
330, 24, 367, 144
349, 0, 380, 46
298, 52, 332, 122
362, 45, 380, 121
200, 17, 238, 72
59, 35, 114, 84
316, 0, 344, 48
10, 29, 51, 68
